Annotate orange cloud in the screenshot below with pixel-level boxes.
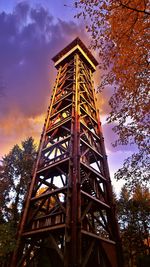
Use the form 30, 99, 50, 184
0, 109, 45, 158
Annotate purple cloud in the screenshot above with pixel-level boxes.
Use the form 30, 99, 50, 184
0, 2, 91, 159
0, 2, 88, 118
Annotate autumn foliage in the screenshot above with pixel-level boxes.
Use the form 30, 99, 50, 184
75, 0, 150, 188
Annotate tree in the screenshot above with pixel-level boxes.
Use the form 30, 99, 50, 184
117, 185, 150, 267
74, 0, 150, 188
0, 137, 36, 266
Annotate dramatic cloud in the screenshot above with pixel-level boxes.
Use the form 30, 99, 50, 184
0, 2, 89, 157
0, 1, 137, 196
0, 2, 88, 117
0, 2, 134, 194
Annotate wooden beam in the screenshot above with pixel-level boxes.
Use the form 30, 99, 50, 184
31, 186, 67, 202
81, 240, 95, 267
81, 190, 110, 209
22, 224, 65, 237
81, 230, 116, 245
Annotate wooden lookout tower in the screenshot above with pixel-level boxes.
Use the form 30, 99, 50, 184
11, 38, 122, 267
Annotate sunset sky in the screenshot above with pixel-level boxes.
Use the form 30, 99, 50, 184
0, 0, 136, 193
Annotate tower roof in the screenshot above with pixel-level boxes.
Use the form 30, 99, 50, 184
52, 37, 99, 71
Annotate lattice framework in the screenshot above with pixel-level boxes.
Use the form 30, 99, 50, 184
11, 38, 122, 267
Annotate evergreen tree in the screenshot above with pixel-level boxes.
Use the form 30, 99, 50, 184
0, 137, 36, 266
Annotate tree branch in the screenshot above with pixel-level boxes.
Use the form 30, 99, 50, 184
119, 0, 150, 15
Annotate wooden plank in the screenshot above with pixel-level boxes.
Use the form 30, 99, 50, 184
81, 240, 95, 267
80, 121, 100, 141
22, 224, 65, 237
80, 137, 103, 158
81, 230, 116, 245
36, 157, 69, 174
42, 135, 71, 153
81, 162, 106, 181
31, 186, 67, 202
81, 190, 110, 209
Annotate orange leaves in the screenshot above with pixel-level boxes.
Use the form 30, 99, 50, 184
36, 187, 56, 209
75, 0, 150, 188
